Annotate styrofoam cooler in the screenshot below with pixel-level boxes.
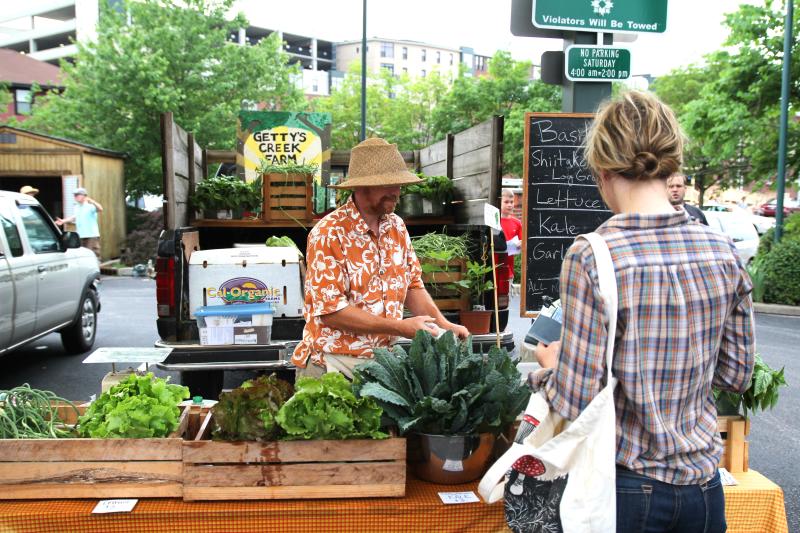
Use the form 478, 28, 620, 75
195, 302, 274, 346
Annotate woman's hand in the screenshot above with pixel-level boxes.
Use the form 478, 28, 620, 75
535, 340, 561, 369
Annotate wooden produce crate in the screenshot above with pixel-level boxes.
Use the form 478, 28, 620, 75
263, 172, 313, 222
718, 415, 750, 473
182, 410, 406, 501
0, 404, 201, 499
420, 258, 469, 313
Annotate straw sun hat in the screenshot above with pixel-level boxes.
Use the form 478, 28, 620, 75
329, 137, 423, 189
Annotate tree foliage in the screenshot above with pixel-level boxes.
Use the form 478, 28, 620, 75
22, 0, 304, 196
653, 0, 799, 205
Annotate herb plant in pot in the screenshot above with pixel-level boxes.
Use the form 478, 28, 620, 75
191, 175, 250, 219
454, 260, 495, 334
419, 175, 455, 216
353, 330, 530, 484
397, 183, 424, 218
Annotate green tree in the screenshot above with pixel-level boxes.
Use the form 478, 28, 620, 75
654, 1, 799, 205
0, 83, 11, 113
23, 0, 304, 196
431, 51, 560, 176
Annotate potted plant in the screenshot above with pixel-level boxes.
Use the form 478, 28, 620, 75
397, 183, 424, 218
714, 354, 787, 417
418, 175, 455, 216
353, 330, 530, 484
191, 175, 250, 219
411, 232, 470, 306
454, 259, 495, 334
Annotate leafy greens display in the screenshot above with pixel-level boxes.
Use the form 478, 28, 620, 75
276, 373, 387, 440
353, 331, 530, 436
78, 373, 190, 438
212, 374, 294, 441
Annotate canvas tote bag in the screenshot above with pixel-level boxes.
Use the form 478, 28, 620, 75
478, 232, 618, 533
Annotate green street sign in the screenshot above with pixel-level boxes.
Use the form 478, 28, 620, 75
532, 0, 668, 34
565, 45, 631, 82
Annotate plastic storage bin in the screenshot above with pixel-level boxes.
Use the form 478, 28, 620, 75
195, 303, 274, 346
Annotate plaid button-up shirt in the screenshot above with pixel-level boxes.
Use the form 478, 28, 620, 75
531, 210, 755, 485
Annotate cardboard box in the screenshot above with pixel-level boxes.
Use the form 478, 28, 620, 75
189, 247, 304, 319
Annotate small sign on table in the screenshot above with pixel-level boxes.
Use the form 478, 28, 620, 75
92, 499, 138, 514
438, 492, 481, 505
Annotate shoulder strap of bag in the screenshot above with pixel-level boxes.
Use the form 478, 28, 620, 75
578, 232, 618, 383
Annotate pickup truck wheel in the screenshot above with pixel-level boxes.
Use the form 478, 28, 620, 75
61, 290, 98, 354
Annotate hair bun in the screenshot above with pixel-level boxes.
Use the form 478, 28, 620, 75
632, 152, 659, 180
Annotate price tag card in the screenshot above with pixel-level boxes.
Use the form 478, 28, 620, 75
438, 491, 480, 505
92, 499, 138, 514
718, 468, 738, 486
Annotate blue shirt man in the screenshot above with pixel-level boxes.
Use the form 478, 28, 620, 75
56, 187, 103, 259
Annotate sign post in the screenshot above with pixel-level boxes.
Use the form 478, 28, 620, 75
484, 203, 503, 347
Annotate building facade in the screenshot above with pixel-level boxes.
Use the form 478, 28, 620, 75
336, 38, 462, 81
0, 49, 62, 122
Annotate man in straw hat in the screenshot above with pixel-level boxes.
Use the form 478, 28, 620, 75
292, 138, 469, 379
20, 185, 39, 197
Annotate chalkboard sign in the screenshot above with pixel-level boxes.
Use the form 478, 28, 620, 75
521, 113, 612, 316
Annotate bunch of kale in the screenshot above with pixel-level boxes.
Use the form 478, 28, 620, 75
353, 331, 530, 436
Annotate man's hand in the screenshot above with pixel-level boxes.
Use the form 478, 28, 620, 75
54, 218, 64, 226
535, 340, 561, 369
441, 320, 469, 340
397, 315, 438, 338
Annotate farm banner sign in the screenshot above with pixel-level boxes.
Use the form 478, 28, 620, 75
236, 111, 332, 185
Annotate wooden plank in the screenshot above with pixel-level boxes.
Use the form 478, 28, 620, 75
183, 483, 405, 501
446, 133, 454, 178
419, 139, 448, 168
421, 271, 463, 283
452, 119, 494, 157
420, 160, 447, 177
161, 112, 175, 230
269, 185, 306, 196
205, 149, 236, 164
727, 418, 747, 473
269, 197, 308, 208
0, 438, 183, 462
454, 199, 489, 225
0, 482, 183, 500
489, 115, 504, 210
452, 145, 492, 179
432, 299, 465, 311
182, 438, 406, 464
0, 461, 183, 485
268, 174, 308, 185
172, 122, 190, 178
184, 461, 405, 487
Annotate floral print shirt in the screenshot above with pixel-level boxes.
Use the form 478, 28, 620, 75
291, 198, 424, 368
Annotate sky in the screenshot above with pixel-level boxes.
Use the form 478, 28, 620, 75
236, 0, 748, 77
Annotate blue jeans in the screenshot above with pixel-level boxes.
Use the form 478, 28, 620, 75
616, 467, 726, 533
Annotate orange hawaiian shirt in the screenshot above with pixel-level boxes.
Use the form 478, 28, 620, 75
291, 198, 424, 368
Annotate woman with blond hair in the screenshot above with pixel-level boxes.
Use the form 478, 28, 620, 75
531, 91, 755, 532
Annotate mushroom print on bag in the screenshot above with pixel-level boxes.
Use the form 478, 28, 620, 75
504, 456, 568, 533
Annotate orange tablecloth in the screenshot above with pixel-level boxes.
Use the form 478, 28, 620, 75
0, 471, 787, 533
724, 470, 789, 533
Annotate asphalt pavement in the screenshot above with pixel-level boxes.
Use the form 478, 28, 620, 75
0, 276, 796, 527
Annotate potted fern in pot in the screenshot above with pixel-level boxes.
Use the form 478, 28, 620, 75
353, 330, 530, 484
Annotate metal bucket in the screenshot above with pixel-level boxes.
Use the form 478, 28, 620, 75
409, 432, 496, 484
397, 192, 423, 218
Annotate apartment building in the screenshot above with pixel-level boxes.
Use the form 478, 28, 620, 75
0, 1, 334, 96
336, 38, 462, 81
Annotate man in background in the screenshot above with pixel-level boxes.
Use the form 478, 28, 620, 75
667, 173, 708, 225
19, 185, 39, 197
55, 187, 103, 259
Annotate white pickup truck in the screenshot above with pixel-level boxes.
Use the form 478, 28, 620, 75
0, 191, 101, 355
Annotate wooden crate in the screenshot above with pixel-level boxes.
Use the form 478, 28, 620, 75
0, 404, 201, 499
420, 258, 469, 313
182, 410, 406, 501
263, 172, 313, 222
718, 415, 750, 473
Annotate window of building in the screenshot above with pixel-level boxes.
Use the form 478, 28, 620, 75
450, 53, 454, 65
421, 69, 426, 78
355, 46, 359, 54
402, 67, 408, 75
380, 42, 394, 58
381, 63, 394, 75
402, 47, 408, 60
436, 51, 441, 64
14, 89, 32, 115
421, 49, 426, 62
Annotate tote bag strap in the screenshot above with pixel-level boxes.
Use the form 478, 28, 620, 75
577, 232, 618, 382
